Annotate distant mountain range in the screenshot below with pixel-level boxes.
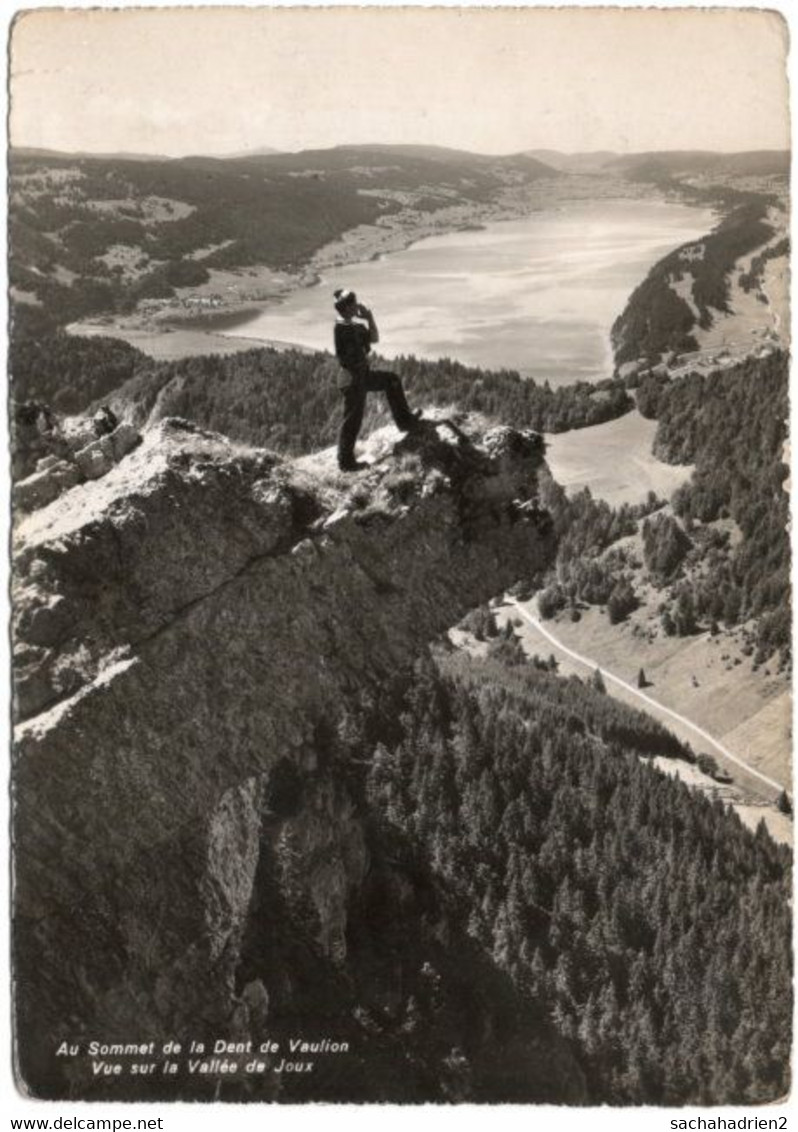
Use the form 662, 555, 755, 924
524, 150, 621, 173
11, 144, 283, 162
525, 148, 790, 177
11, 142, 789, 179
12, 146, 174, 163
608, 149, 790, 176
217, 145, 283, 159
334, 142, 541, 165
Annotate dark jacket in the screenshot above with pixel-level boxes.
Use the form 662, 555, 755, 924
334, 320, 371, 376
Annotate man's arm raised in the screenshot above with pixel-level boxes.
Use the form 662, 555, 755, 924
358, 303, 379, 344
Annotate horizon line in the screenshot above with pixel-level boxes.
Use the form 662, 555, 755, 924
9, 142, 792, 162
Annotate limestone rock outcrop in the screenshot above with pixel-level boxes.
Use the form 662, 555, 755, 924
12, 412, 570, 1100
13, 411, 141, 514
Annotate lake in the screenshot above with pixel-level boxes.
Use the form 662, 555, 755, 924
226, 199, 717, 384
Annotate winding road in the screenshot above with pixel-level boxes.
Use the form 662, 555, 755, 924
509, 600, 784, 795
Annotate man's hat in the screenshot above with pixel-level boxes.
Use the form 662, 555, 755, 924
333, 288, 356, 313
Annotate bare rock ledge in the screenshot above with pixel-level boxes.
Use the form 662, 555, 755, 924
12, 412, 560, 1099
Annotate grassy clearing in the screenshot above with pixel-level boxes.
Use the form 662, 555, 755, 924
544, 409, 693, 506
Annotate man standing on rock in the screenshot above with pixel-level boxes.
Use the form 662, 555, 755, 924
333, 288, 422, 472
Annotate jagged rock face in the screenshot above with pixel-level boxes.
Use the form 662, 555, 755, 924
13, 408, 141, 514
12, 413, 566, 1100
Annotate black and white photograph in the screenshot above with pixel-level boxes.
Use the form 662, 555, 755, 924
6, 2, 793, 1113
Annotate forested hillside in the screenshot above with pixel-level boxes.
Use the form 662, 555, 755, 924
528, 468, 662, 623
612, 200, 775, 364
638, 351, 790, 661
44, 346, 631, 453
362, 645, 791, 1104
9, 147, 554, 336
10, 330, 148, 415
606, 150, 790, 180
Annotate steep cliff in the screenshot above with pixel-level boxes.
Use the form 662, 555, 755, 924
12, 412, 582, 1101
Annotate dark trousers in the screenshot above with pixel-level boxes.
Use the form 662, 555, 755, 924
338, 369, 415, 466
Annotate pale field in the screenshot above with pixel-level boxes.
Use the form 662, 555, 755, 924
532, 538, 787, 787
698, 210, 788, 351
9, 287, 41, 306
496, 602, 791, 844
172, 264, 304, 302
51, 263, 78, 285
450, 632, 788, 839
544, 409, 694, 506
722, 694, 794, 786
186, 240, 236, 261
513, 584, 791, 787
697, 271, 784, 353
503, 601, 787, 783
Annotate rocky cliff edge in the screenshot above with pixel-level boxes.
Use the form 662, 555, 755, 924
13, 411, 564, 1099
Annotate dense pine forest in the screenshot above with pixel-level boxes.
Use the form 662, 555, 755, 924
359, 644, 791, 1104
533, 471, 661, 618
11, 333, 633, 445
638, 351, 790, 662
10, 329, 146, 415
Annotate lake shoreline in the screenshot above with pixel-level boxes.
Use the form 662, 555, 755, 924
221, 196, 719, 381
67, 193, 553, 359
66, 178, 703, 365
65, 314, 315, 361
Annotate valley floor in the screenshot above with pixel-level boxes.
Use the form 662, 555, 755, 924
494, 597, 791, 845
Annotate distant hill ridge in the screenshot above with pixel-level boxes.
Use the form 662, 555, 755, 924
524, 148, 790, 177
11, 145, 175, 162
7, 141, 562, 339
12, 142, 790, 170
11, 141, 555, 170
